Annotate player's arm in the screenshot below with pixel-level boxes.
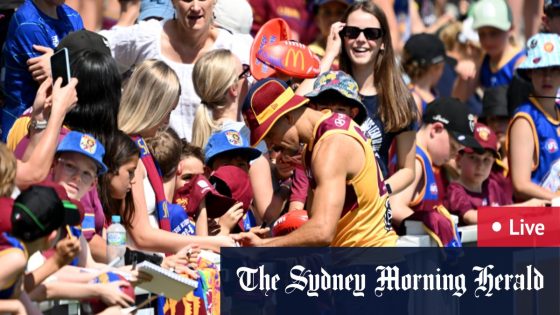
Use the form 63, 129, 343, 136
388, 158, 422, 228
261, 135, 362, 246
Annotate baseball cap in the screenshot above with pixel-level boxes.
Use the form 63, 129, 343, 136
11, 186, 79, 242
56, 131, 108, 174
205, 130, 262, 166
305, 71, 368, 124
422, 97, 482, 150
471, 0, 512, 31
462, 123, 500, 158
139, 0, 174, 21
209, 165, 253, 216
517, 33, 560, 77
174, 174, 237, 218
242, 78, 310, 146
56, 30, 111, 63
481, 86, 509, 118
37, 180, 84, 225
214, 0, 253, 34
404, 33, 447, 66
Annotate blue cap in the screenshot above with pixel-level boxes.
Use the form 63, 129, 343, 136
56, 131, 108, 174
518, 33, 560, 77
139, 0, 174, 21
205, 130, 262, 166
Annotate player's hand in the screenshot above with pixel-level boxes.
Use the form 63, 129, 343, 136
218, 202, 244, 235
54, 236, 81, 267
27, 45, 54, 82
97, 281, 134, 307
231, 231, 264, 247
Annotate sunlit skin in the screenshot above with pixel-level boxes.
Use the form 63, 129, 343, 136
175, 156, 205, 189
172, 0, 215, 31
457, 151, 495, 192
477, 26, 510, 59
53, 152, 98, 200
263, 117, 301, 159
343, 9, 384, 68
109, 157, 139, 200
426, 125, 464, 166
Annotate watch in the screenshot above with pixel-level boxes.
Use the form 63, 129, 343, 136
30, 119, 48, 131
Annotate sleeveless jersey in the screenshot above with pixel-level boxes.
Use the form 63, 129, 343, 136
409, 84, 429, 116
507, 98, 560, 191
410, 146, 443, 211
480, 51, 525, 88
303, 112, 397, 247
0, 233, 27, 299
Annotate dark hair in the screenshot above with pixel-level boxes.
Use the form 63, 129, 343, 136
180, 139, 205, 163
97, 130, 140, 229
146, 128, 182, 182
64, 51, 121, 141
339, 1, 417, 132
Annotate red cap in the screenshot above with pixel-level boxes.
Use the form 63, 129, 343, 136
462, 122, 499, 157
209, 165, 253, 218
174, 174, 237, 218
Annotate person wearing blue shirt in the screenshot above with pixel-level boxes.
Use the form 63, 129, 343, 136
1, 0, 82, 141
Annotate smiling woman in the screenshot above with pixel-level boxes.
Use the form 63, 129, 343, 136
100, 0, 250, 141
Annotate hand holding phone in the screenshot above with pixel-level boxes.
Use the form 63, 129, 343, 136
50, 47, 71, 87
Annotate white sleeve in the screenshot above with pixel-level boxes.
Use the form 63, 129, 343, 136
98, 20, 161, 70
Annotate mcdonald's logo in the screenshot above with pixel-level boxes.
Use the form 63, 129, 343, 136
284, 48, 305, 71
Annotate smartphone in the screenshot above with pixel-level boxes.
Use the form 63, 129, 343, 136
50, 47, 71, 87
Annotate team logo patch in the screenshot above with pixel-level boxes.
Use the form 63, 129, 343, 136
80, 135, 97, 154
429, 183, 439, 195
544, 42, 555, 53
545, 138, 559, 153
334, 113, 346, 127
477, 126, 490, 141
225, 131, 242, 146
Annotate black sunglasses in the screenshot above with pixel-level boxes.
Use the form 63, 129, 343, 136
239, 64, 251, 79
340, 26, 384, 40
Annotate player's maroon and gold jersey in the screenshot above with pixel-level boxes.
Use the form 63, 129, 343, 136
303, 112, 397, 247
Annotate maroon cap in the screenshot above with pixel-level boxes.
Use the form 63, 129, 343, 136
174, 174, 237, 218
462, 122, 499, 158
209, 165, 253, 219
0, 197, 14, 233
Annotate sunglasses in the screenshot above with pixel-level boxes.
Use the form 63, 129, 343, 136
340, 26, 384, 40
239, 64, 251, 79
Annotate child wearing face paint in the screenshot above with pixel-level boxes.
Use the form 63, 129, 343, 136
507, 33, 560, 201
0, 185, 80, 314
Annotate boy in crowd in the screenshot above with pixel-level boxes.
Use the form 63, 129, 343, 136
237, 78, 397, 247
1, 0, 83, 139
391, 98, 480, 246
0, 185, 80, 314
445, 123, 548, 225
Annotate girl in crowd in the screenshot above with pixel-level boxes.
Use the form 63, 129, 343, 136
191, 49, 288, 223
299, 1, 418, 194
101, 0, 250, 141
118, 59, 235, 254
507, 33, 560, 201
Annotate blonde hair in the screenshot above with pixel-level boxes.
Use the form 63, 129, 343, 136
118, 60, 181, 135
191, 49, 238, 148
439, 21, 462, 52
0, 143, 16, 197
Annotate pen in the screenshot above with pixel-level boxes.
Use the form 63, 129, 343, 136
65, 225, 74, 239
107, 257, 120, 268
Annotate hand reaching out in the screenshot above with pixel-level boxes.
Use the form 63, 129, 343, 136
218, 202, 244, 235
54, 236, 81, 267
27, 45, 53, 83
97, 281, 135, 307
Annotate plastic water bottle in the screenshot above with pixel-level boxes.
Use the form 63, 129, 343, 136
106, 215, 126, 267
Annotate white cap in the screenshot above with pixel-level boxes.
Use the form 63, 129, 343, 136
214, 0, 253, 34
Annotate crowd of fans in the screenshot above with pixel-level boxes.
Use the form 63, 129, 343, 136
0, 0, 559, 313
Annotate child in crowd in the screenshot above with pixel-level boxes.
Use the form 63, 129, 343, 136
175, 140, 206, 190
402, 33, 447, 116
453, 0, 525, 101
508, 33, 560, 201
0, 185, 80, 314
391, 98, 481, 247
445, 123, 547, 225
146, 127, 182, 202
543, 0, 560, 34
